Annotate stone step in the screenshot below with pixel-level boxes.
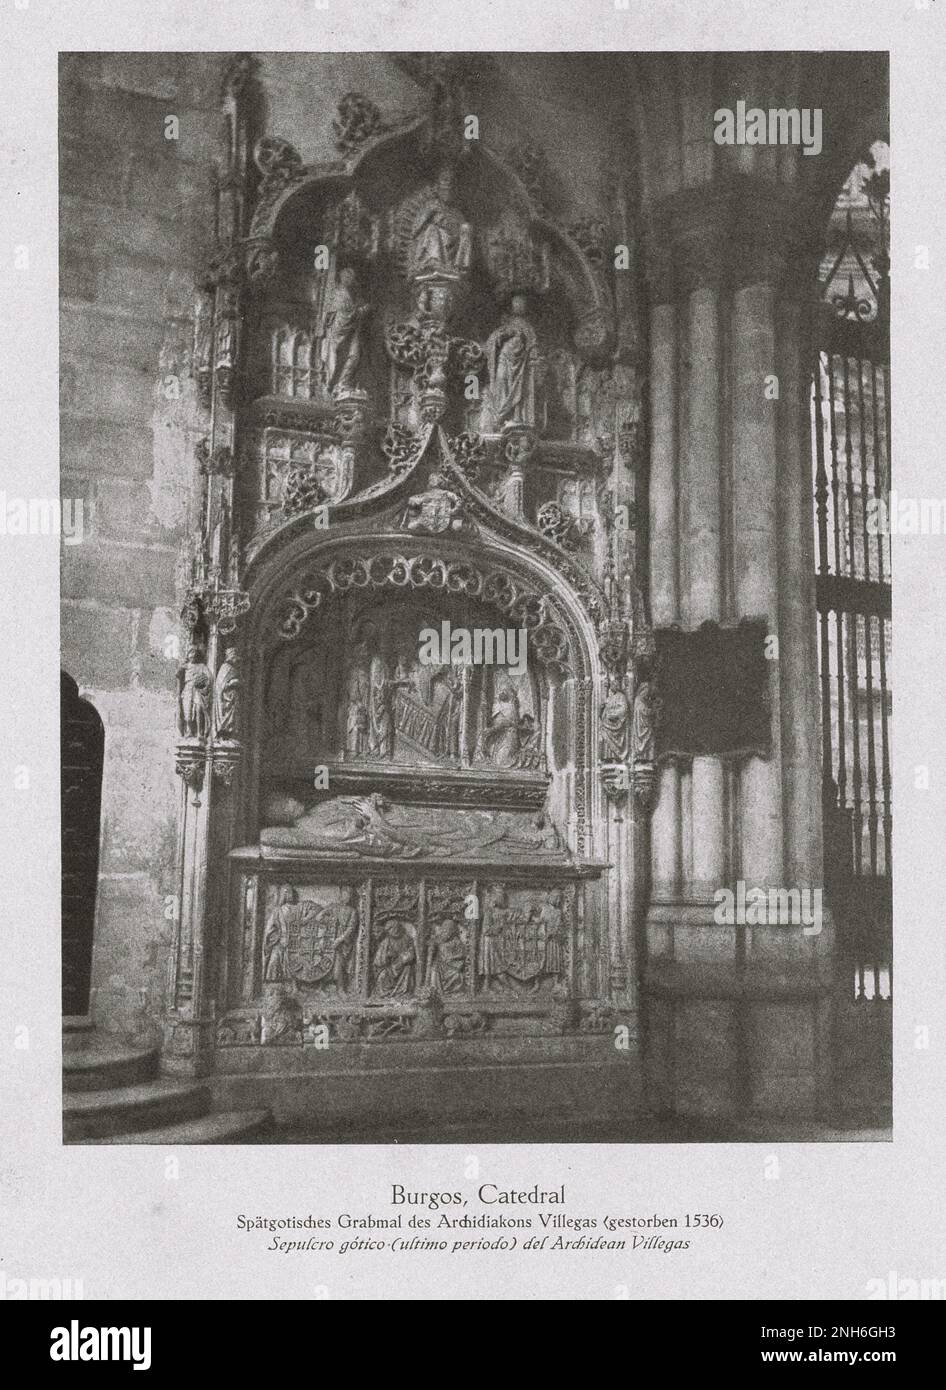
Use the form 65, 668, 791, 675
63, 1079, 211, 1142
62, 1017, 96, 1052
63, 1041, 159, 1093
83, 1108, 273, 1146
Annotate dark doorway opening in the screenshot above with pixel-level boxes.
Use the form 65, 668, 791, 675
61, 672, 104, 1018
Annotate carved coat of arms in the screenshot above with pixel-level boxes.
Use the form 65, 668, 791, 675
402, 475, 466, 534
281, 896, 359, 989
500, 890, 567, 985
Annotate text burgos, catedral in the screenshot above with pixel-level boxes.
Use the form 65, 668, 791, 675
392, 1183, 566, 1209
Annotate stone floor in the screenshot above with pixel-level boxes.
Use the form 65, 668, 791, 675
249, 1112, 892, 1145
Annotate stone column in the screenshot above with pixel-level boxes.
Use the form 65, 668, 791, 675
648, 299, 681, 906
732, 281, 783, 890
641, 186, 833, 1122
684, 280, 727, 907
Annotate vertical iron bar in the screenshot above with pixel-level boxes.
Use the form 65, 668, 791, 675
827, 355, 848, 817
858, 358, 879, 878
814, 352, 834, 808
842, 354, 864, 877
871, 362, 892, 877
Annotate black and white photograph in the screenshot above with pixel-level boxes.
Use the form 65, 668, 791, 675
58, 48, 891, 1147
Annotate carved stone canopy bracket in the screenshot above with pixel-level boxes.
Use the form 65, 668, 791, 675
632, 761, 656, 812
212, 744, 243, 786
600, 763, 630, 803
175, 741, 207, 793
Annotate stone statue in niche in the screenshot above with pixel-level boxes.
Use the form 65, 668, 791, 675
177, 643, 213, 740
478, 884, 509, 993
372, 919, 418, 997
631, 677, 659, 811
322, 267, 370, 395
345, 666, 370, 757
426, 917, 466, 995
474, 679, 543, 771
534, 889, 566, 985
367, 652, 411, 759
262, 886, 296, 983
408, 167, 472, 280
485, 295, 538, 429
214, 647, 241, 739
632, 678, 657, 764
476, 681, 522, 768
435, 665, 463, 760
599, 673, 630, 763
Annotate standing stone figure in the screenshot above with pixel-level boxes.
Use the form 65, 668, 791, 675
367, 654, 410, 759
599, 674, 630, 763
486, 294, 538, 428
535, 888, 565, 982
177, 643, 213, 740
345, 665, 369, 757
323, 887, 360, 993
213, 647, 241, 739
322, 267, 370, 395
631, 679, 657, 764
478, 885, 508, 993
262, 886, 296, 983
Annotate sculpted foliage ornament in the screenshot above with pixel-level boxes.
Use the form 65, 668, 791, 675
333, 92, 385, 154
447, 431, 486, 483
382, 423, 423, 473
536, 500, 591, 552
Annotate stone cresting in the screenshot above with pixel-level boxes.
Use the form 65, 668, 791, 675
270, 550, 573, 673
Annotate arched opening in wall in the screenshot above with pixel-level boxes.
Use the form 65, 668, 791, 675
811, 142, 891, 1016
61, 672, 104, 1019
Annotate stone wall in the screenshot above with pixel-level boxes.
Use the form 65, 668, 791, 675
60, 53, 222, 1039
